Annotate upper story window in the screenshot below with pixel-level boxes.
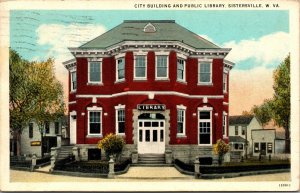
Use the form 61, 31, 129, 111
45, 121, 50, 134
115, 105, 125, 135
88, 61, 102, 83
235, 126, 238, 135
177, 58, 185, 82
222, 112, 227, 137
223, 73, 227, 93
55, 122, 59, 134
198, 60, 212, 85
116, 58, 125, 82
71, 71, 77, 91
29, 123, 33, 138
87, 106, 102, 136
242, 126, 246, 135
177, 105, 186, 137
134, 55, 147, 80
156, 55, 168, 79
198, 107, 212, 145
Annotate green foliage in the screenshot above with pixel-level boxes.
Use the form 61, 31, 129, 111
213, 139, 229, 165
98, 133, 125, 160
9, 49, 65, 156
251, 99, 273, 126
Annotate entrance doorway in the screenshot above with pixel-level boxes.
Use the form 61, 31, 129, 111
137, 113, 165, 154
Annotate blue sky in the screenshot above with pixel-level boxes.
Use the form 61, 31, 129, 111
10, 10, 290, 114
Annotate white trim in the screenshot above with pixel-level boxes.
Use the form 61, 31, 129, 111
70, 111, 77, 116
134, 54, 147, 80
198, 109, 213, 146
87, 106, 102, 136
68, 101, 76, 105
198, 59, 213, 85
155, 53, 169, 80
223, 102, 229, 105
176, 52, 188, 60
114, 53, 126, 59
77, 91, 224, 99
88, 60, 102, 84
115, 104, 126, 135
176, 105, 186, 137
116, 57, 125, 82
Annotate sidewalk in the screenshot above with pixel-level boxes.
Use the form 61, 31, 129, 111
34, 164, 52, 173
116, 166, 194, 180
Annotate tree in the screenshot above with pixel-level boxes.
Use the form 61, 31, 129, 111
29, 59, 65, 156
272, 54, 290, 152
250, 54, 290, 153
251, 99, 273, 126
98, 133, 125, 162
9, 49, 65, 157
213, 139, 229, 165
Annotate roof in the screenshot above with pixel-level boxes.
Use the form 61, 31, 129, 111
80, 20, 220, 49
229, 136, 248, 143
229, 115, 254, 125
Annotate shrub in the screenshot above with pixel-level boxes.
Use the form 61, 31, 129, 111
213, 139, 229, 165
98, 133, 125, 161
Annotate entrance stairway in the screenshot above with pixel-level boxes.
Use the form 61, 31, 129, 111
56, 146, 74, 161
134, 154, 172, 167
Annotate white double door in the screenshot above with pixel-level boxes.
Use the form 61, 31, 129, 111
138, 120, 165, 154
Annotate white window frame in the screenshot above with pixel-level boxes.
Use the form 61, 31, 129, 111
242, 126, 246, 136
87, 106, 103, 136
115, 54, 126, 82
198, 59, 213, 85
115, 104, 126, 135
176, 105, 186, 137
155, 52, 169, 80
223, 111, 227, 137
223, 73, 228, 93
177, 58, 186, 82
198, 106, 213, 146
134, 53, 147, 80
88, 58, 102, 84
70, 70, 77, 92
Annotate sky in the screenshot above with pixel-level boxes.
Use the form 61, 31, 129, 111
10, 10, 290, 115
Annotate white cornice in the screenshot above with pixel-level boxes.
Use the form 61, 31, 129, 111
68, 40, 231, 59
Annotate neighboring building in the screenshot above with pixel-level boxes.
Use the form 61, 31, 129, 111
229, 115, 263, 156
251, 129, 276, 156
63, 20, 234, 163
17, 119, 64, 157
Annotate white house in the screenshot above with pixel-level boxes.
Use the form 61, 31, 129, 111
229, 115, 263, 157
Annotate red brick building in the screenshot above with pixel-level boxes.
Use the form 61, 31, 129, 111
63, 20, 234, 163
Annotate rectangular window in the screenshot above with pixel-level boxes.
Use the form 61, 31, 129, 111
45, 121, 50, 134
267, 143, 273, 153
153, 130, 157, 142
223, 73, 227, 92
117, 109, 125, 134
29, 123, 33, 138
55, 122, 59, 134
177, 109, 185, 135
198, 110, 212, 145
177, 59, 185, 81
222, 113, 227, 136
235, 126, 238, 135
71, 71, 77, 91
156, 55, 168, 79
139, 130, 143, 142
160, 129, 164, 142
116, 58, 125, 81
239, 143, 244, 150
89, 111, 102, 135
89, 62, 101, 83
242, 126, 246, 135
254, 143, 260, 153
198, 62, 212, 84
134, 55, 146, 79
145, 130, 150, 142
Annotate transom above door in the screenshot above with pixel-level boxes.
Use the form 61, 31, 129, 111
137, 113, 165, 154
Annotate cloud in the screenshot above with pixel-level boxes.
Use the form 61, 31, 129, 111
223, 32, 290, 68
36, 23, 107, 107
229, 66, 274, 115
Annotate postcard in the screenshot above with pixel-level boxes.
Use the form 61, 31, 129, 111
0, 0, 299, 191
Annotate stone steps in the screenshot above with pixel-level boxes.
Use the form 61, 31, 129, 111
137, 154, 168, 166
56, 146, 74, 161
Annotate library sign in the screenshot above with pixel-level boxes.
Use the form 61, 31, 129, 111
137, 104, 166, 111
